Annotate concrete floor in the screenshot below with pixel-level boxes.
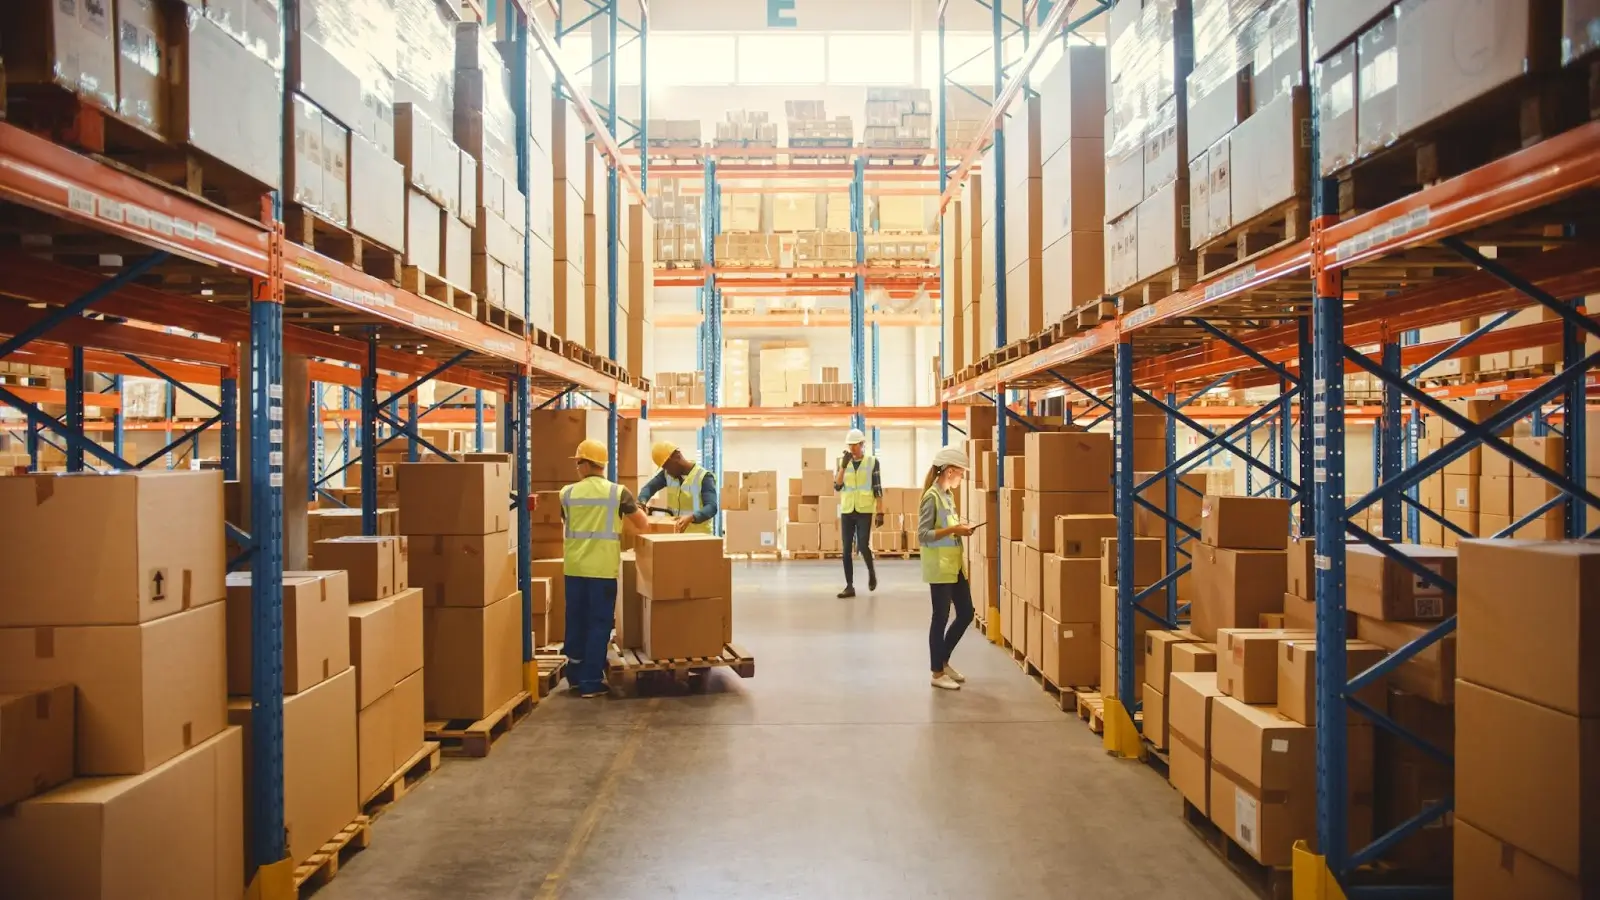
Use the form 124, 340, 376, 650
322, 561, 1254, 900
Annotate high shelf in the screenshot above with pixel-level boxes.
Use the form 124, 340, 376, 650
936, 0, 1600, 893
0, 0, 646, 872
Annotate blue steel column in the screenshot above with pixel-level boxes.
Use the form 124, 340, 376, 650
1297, 316, 1314, 535
111, 374, 126, 461
407, 391, 420, 461
1164, 388, 1179, 623
474, 390, 486, 451
1379, 341, 1403, 539
309, 383, 321, 501
604, 0, 621, 480
1566, 301, 1588, 536
247, 231, 286, 870
220, 375, 238, 480
66, 347, 85, 472
850, 156, 867, 434
361, 333, 380, 536
1113, 340, 1137, 711
513, 373, 534, 671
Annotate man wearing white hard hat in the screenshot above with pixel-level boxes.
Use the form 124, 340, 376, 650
919, 446, 977, 690
638, 440, 718, 533
833, 428, 883, 598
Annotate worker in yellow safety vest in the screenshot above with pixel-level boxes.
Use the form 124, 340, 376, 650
560, 439, 650, 697
918, 446, 977, 691
638, 440, 718, 533
834, 428, 884, 598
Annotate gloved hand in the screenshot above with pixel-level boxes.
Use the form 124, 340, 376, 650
874, 512, 885, 528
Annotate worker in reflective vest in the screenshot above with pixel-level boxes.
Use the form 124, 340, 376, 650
639, 440, 718, 534
919, 446, 976, 691
561, 439, 649, 698
834, 428, 884, 598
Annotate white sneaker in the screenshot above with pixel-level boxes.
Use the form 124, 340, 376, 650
944, 664, 967, 684
931, 672, 961, 690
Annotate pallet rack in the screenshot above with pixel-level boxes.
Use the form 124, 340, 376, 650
0, 0, 648, 879
937, 0, 1600, 895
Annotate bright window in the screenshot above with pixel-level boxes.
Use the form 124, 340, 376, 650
922, 33, 995, 88
737, 34, 825, 84
827, 34, 914, 84
651, 33, 737, 85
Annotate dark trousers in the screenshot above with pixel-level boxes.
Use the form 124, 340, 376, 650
929, 575, 974, 673
840, 511, 876, 586
563, 575, 618, 691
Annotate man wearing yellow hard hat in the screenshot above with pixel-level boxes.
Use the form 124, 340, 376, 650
834, 428, 883, 598
561, 438, 650, 697
638, 440, 718, 534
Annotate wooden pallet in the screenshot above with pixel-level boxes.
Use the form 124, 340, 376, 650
285, 204, 402, 284
1075, 691, 1105, 733
478, 301, 528, 336
424, 691, 535, 758
1043, 679, 1094, 715
532, 328, 563, 356
0, 374, 49, 387
401, 266, 477, 317
1181, 799, 1293, 900
1072, 297, 1119, 331
535, 653, 568, 697
1114, 262, 1199, 313
606, 643, 756, 696
292, 816, 373, 897
1195, 200, 1309, 280
1142, 740, 1172, 779
362, 742, 442, 817
727, 551, 783, 562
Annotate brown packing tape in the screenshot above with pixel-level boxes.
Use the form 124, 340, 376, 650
34, 627, 53, 659
182, 722, 192, 749
183, 569, 193, 609
35, 691, 52, 719
32, 474, 53, 505
1210, 760, 1291, 806
1170, 727, 1205, 756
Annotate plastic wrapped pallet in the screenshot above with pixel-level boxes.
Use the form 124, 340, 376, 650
292, 0, 399, 153
394, 0, 455, 126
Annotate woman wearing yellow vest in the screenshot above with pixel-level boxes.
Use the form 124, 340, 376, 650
561, 439, 650, 697
918, 447, 978, 691
639, 441, 718, 534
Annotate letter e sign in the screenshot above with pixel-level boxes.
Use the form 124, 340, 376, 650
768, 0, 797, 28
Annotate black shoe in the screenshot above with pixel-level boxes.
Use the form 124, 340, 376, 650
868, 573, 878, 592
838, 586, 856, 598
579, 686, 610, 698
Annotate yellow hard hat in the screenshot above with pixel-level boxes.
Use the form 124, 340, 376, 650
573, 439, 608, 466
651, 440, 679, 468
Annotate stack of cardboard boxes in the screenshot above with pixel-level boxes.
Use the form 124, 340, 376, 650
726, 339, 752, 407
786, 449, 840, 554
943, 198, 968, 375
0, 471, 243, 893
397, 461, 523, 722
311, 535, 426, 803
1096, 530, 1164, 701
723, 470, 782, 554
759, 341, 813, 408
961, 176, 993, 365
962, 406, 1001, 625
633, 535, 734, 659
624, 202, 656, 378
652, 372, 708, 407
862, 87, 933, 147
1191, 495, 1293, 642
551, 98, 591, 350
649, 177, 704, 267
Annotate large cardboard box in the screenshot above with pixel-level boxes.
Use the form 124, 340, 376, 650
390, 587, 424, 681
391, 669, 425, 775
643, 595, 727, 659
0, 603, 226, 776
356, 689, 394, 803
0, 471, 226, 627
1169, 671, 1225, 814
349, 598, 397, 710
1455, 818, 1583, 900
724, 509, 782, 554
408, 533, 516, 607
1215, 629, 1316, 704
1346, 544, 1456, 621
1172, 641, 1219, 674
1456, 679, 1599, 885
1200, 495, 1291, 549
225, 571, 350, 695
1356, 616, 1457, 704
1043, 554, 1100, 623
1054, 514, 1120, 559
1040, 615, 1098, 688
1277, 639, 1388, 726
229, 668, 358, 867
0, 0, 118, 112
1397, 0, 1559, 138
1458, 539, 1600, 717
423, 591, 521, 720
312, 536, 409, 603
1191, 545, 1288, 641
1098, 536, 1163, 587
1286, 536, 1316, 601
396, 462, 512, 535
635, 534, 728, 600
0, 726, 244, 900
1143, 630, 1201, 696
1099, 639, 1144, 702
0, 685, 75, 808
1024, 432, 1113, 492
1208, 697, 1318, 867
1026, 491, 1115, 551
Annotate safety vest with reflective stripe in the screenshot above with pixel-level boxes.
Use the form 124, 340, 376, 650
659, 464, 714, 534
920, 486, 966, 584
839, 455, 878, 514
560, 476, 623, 579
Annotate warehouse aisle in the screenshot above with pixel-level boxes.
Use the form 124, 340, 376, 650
322, 562, 1253, 900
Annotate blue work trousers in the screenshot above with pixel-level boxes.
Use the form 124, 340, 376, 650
564, 575, 618, 691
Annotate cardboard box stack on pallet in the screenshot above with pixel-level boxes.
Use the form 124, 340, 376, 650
645, 119, 702, 146
1186, 0, 1311, 253
785, 100, 853, 144
794, 230, 856, 267
1039, 45, 1109, 327
962, 406, 1001, 622
649, 178, 704, 267
1105, 0, 1194, 296
725, 339, 752, 407
798, 368, 853, 406
396, 460, 523, 722
551, 97, 591, 350
652, 372, 707, 407
310, 535, 427, 804
961, 175, 993, 364
759, 341, 813, 407
624, 202, 656, 377
862, 88, 933, 148
943, 194, 968, 374
715, 109, 779, 151
723, 470, 782, 554
632, 535, 734, 659
786, 449, 841, 554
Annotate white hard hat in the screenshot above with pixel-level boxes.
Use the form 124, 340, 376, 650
845, 428, 867, 445
932, 446, 968, 470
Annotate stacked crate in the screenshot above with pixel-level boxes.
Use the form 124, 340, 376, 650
624, 202, 657, 377
786, 100, 853, 145
394, 0, 474, 294
863, 88, 933, 147
1037, 45, 1108, 323
794, 230, 856, 267
784, 449, 838, 554
1104, 0, 1195, 296
649, 178, 704, 266
723, 470, 783, 554
457, 22, 532, 328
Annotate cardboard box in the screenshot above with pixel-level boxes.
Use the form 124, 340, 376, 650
800, 469, 834, 498
1055, 515, 1120, 559
1169, 671, 1225, 814
168, 10, 282, 190
1454, 818, 1583, 900
635, 534, 728, 600
408, 533, 517, 607
228, 668, 358, 866
312, 536, 409, 602
1346, 544, 1456, 621
1040, 615, 1098, 688
1277, 639, 1388, 726
1043, 554, 1100, 623
0, 685, 74, 807
801, 448, 828, 470
0, 471, 226, 627
1098, 536, 1163, 587
1216, 629, 1316, 703
1144, 630, 1201, 693
1024, 432, 1113, 493
1356, 12, 1399, 158
1172, 640, 1219, 675
423, 591, 521, 720
0, 602, 226, 776
1191, 545, 1289, 641
391, 668, 425, 776
643, 594, 727, 660
308, 507, 399, 542
1458, 540, 1600, 717
1356, 616, 1457, 704
396, 462, 511, 535
1027, 492, 1115, 552
226, 571, 350, 696
390, 587, 424, 681
724, 509, 782, 554
348, 598, 397, 710
1099, 640, 1144, 703
0, 0, 119, 112
1200, 495, 1291, 549
1456, 679, 1598, 883
1397, 0, 1559, 140
1025, 604, 1044, 668
999, 488, 1026, 541
1286, 537, 1316, 601
356, 689, 394, 803
0, 726, 244, 900
1208, 697, 1317, 867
